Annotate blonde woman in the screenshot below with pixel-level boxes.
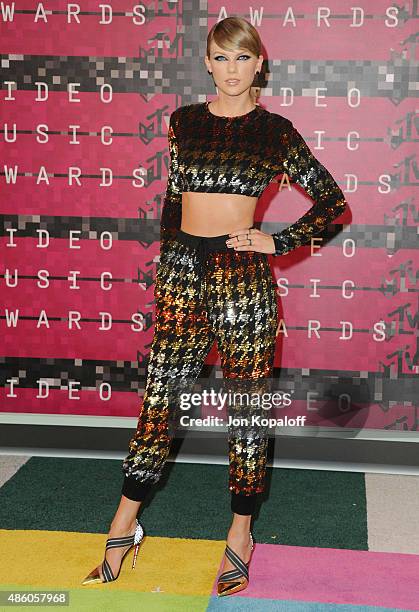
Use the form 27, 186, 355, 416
83, 16, 347, 596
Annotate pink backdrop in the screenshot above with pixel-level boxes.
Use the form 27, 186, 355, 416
1, 2, 418, 433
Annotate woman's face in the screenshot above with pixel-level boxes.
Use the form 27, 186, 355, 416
205, 42, 263, 98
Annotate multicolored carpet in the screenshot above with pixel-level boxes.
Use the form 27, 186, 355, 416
1, 455, 418, 611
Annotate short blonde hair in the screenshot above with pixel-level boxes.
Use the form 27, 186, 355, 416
206, 17, 262, 59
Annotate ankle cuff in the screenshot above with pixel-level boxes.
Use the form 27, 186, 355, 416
231, 492, 260, 515
121, 474, 153, 501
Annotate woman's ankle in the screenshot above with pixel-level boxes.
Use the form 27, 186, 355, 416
227, 526, 252, 541
109, 517, 137, 535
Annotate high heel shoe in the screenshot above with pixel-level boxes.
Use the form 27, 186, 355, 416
81, 518, 144, 585
217, 531, 254, 596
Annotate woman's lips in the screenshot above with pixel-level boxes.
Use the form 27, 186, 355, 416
226, 79, 240, 85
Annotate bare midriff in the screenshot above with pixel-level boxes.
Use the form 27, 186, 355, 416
180, 192, 258, 237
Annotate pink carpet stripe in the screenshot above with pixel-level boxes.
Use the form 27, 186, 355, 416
212, 542, 419, 610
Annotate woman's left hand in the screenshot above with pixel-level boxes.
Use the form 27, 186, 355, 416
225, 228, 275, 255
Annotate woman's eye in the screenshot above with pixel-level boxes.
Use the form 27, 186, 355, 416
214, 55, 251, 61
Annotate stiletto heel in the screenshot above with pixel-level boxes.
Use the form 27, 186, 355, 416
217, 531, 254, 597
132, 540, 141, 569
82, 518, 145, 585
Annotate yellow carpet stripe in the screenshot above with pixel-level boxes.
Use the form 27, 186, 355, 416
0, 530, 225, 596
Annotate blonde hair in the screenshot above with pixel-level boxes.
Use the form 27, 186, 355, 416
206, 17, 262, 59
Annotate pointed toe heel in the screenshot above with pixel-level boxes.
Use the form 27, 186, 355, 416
217, 531, 254, 597
82, 518, 145, 585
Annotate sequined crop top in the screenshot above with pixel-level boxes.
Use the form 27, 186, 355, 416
160, 101, 347, 256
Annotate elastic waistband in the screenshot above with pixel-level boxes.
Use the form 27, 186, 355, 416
176, 229, 229, 252
176, 227, 255, 253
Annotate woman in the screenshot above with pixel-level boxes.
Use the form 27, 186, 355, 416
82, 16, 347, 595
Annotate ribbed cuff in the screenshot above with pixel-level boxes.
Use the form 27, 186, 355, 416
121, 474, 153, 502
231, 492, 260, 515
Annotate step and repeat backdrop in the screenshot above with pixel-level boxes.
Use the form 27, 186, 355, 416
1, 2, 418, 441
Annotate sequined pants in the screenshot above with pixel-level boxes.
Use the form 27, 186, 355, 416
121, 227, 278, 515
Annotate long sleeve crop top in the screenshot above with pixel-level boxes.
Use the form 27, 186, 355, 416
160, 101, 347, 257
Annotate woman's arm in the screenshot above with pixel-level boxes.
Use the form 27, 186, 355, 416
271, 120, 347, 256
160, 110, 183, 255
